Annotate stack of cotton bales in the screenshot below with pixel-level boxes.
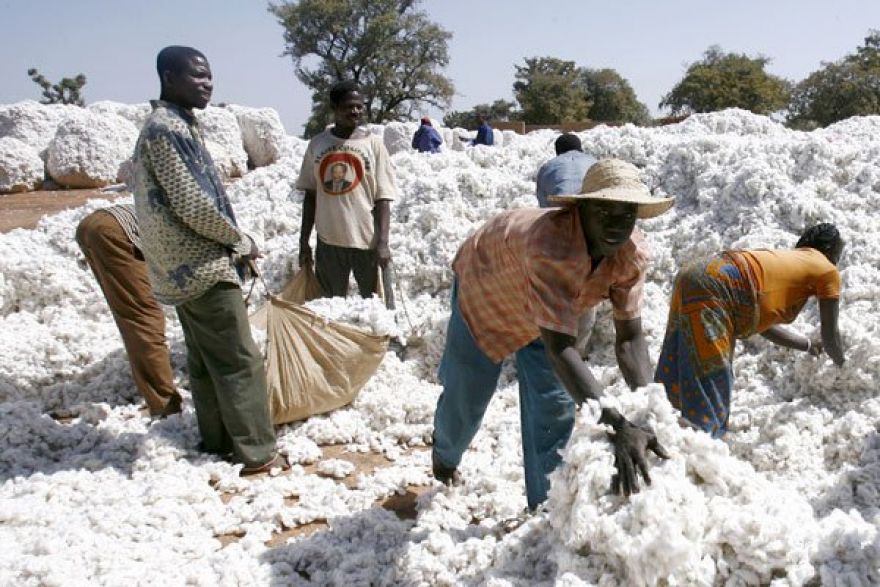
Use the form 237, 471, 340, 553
0, 101, 291, 193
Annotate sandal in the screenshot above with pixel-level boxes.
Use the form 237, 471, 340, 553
240, 454, 290, 477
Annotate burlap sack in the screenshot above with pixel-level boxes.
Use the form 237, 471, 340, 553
250, 265, 389, 424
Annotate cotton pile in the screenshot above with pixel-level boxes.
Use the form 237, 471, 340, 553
0, 106, 879, 585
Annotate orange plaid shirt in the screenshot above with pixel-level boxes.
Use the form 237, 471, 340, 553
452, 207, 649, 362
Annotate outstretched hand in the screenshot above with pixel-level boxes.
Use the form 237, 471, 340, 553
600, 409, 670, 497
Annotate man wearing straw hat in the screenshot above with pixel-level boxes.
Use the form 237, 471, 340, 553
431, 158, 674, 509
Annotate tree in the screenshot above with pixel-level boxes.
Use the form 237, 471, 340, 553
787, 30, 880, 129
660, 46, 790, 115
580, 68, 650, 125
513, 57, 589, 124
270, 0, 454, 137
442, 99, 519, 129
27, 68, 87, 106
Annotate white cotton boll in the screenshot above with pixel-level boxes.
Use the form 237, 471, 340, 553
317, 458, 355, 479
276, 435, 322, 465
303, 296, 401, 337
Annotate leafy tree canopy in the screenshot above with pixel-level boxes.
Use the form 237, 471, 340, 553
513, 57, 589, 124
27, 68, 86, 106
660, 46, 790, 115
271, 0, 454, 137
581, 68, 650, 125
788, 30, 880, 129
442, 99, 519, 129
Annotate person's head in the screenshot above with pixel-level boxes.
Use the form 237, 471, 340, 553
578, 200, 639, 259
554, 133, 582, 156
475, 114, 486, 125
796, 223, 844, 265
157, 46, 212, 110
330, 162, 346, 181
421, 116, 432, 126
547, 159, 674, 257
329, 80, 364, 129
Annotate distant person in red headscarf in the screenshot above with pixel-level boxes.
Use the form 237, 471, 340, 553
412, 116, 443, 153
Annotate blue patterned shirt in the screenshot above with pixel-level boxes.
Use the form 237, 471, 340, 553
132, 101, 252, 305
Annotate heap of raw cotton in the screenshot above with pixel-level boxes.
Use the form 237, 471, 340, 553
1, 106, 879, 585
0, 100, 289, 192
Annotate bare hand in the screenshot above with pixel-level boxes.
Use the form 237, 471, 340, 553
808, 337, 823, 357
601, 409, 669, 497
376, 243, 392, 268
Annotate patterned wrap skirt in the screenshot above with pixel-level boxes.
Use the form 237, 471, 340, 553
655, 253, 760, 437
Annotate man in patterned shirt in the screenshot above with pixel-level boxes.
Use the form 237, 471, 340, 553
76, 204, 183, 418
132, 46, 283, 475
432, 159, 674, 509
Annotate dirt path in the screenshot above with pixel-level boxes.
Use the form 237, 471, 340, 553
0, 188, 123, 233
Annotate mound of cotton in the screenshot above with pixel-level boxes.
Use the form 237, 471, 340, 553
195, 106, 248, 179
47, 111, 139, 188
0, 100, 78, 159
227, 105, 287, 168
1, 107, 880, 585
548, 386, 817, 586
0, 137, 43, 193
86, 101, 151, 129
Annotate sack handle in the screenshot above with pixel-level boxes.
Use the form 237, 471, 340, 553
243, 259, 272, 306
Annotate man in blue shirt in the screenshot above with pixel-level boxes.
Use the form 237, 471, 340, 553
535, 133, 598, 358
412, 117, 443, 153
471, 115, 494, 146
535, 133, 597, 208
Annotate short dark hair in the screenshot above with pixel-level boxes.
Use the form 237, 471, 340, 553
796, 223, 841, 255
329, 80, 361, 106
554, 133, 582, 155
156, 46, 206, 80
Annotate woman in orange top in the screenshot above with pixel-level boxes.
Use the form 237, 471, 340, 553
655, 224, 846, 437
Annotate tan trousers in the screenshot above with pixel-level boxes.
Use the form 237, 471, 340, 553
76, 211, 182, 416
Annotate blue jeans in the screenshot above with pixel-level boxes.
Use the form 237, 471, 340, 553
432, 280, 576, 509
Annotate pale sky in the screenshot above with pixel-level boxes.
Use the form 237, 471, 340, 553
1, 0, 877, 135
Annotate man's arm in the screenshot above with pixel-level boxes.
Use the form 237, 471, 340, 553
299, 189, 316, 266
614, 318, 652, 388
373, 199, 392, 268
540, 328, 604, 404
540, 326, 669, 496
147, 131, 250, 253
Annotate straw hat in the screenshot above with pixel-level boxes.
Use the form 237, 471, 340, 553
548, 158, 674, 219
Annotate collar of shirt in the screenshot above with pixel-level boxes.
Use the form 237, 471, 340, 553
150, 99, 197, 126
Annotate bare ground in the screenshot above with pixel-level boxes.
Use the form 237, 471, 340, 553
0, 188, 123, 233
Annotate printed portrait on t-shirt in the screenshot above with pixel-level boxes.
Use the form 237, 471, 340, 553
319, 152, 364, 195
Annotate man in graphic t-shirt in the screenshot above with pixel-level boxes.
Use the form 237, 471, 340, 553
296, 80, 397, 301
